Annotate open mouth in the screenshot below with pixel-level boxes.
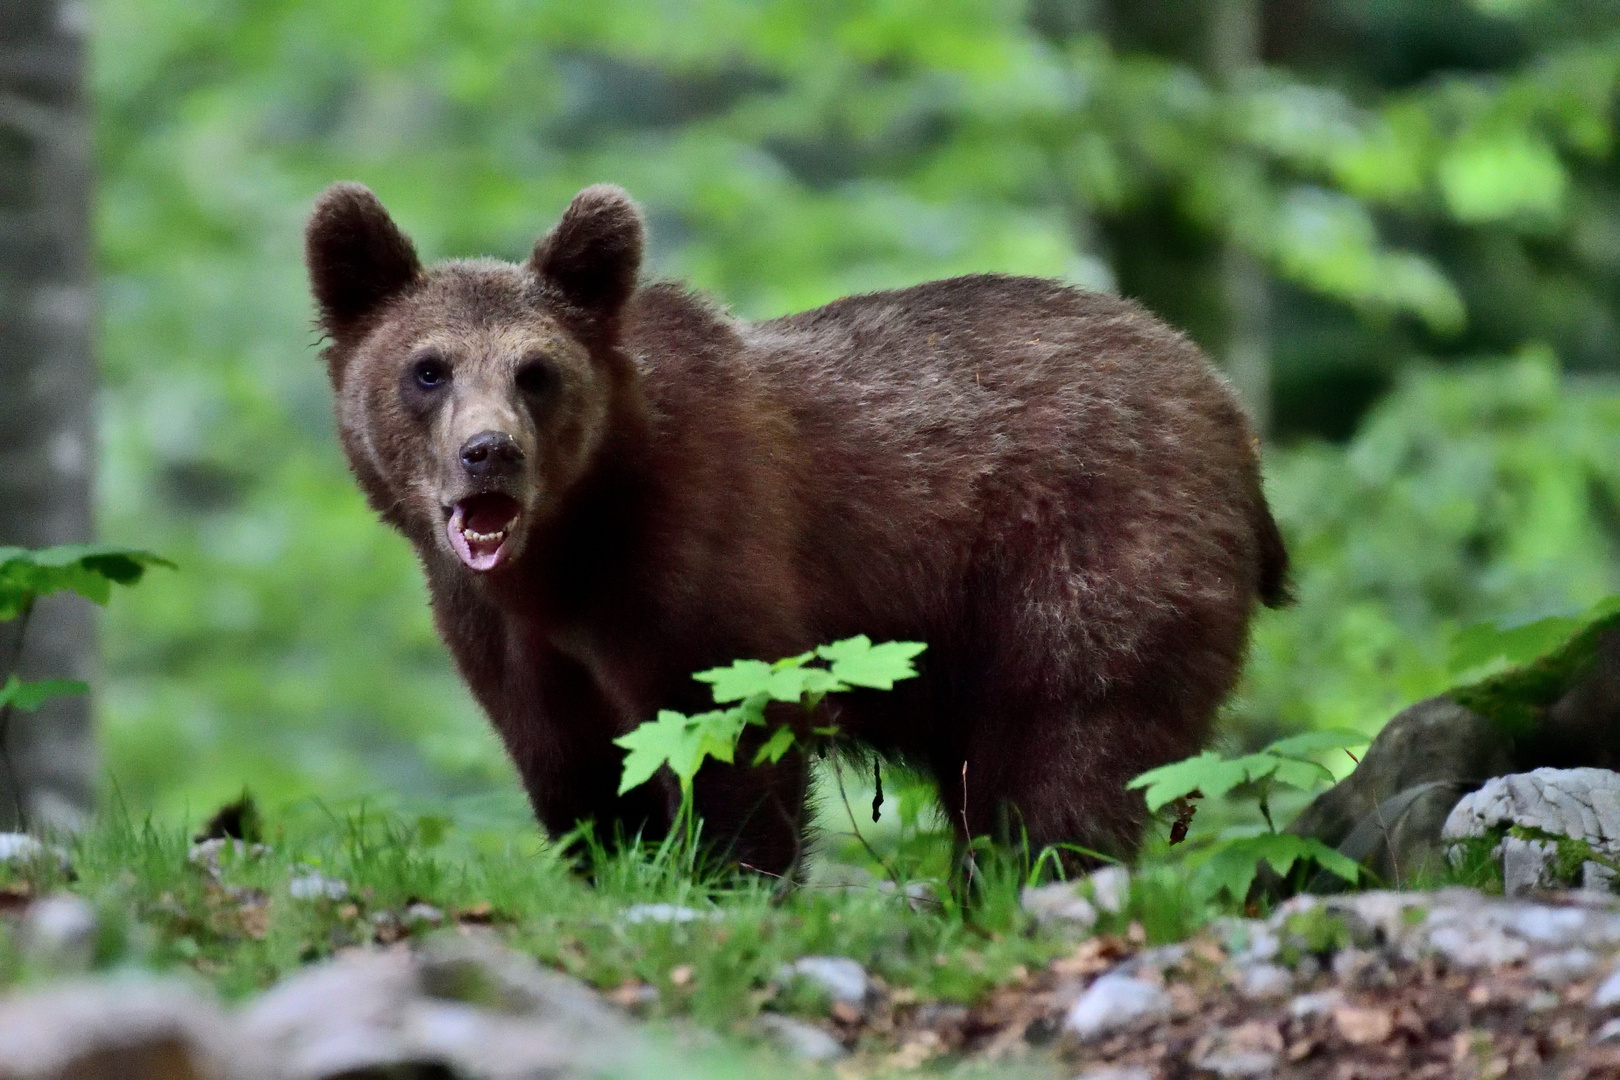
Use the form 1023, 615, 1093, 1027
447, 493, 522, 572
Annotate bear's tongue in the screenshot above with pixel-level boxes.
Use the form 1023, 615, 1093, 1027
448, 494, 521, 572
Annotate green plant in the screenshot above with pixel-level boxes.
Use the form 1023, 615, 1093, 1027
614, 636, 926, 849
1128, 730, 1369, 905
0, 544, 171, 822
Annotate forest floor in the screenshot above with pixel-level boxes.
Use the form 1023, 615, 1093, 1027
1, 807, 1620, 1078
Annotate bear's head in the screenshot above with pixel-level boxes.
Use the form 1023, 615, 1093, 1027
304, 183, 643, 575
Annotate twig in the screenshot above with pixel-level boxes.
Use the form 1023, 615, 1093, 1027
829, 753, 895, 883
959, 760, 977, 889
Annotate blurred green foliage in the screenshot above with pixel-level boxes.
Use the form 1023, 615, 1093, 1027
90, 1, 1620, 822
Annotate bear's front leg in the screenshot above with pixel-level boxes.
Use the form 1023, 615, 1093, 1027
688, 727, 810, 878
495, 650, 678, 857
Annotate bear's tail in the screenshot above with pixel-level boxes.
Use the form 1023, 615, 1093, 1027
1256, 503, 1293, 609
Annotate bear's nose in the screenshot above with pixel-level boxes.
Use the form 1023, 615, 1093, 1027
459, 430, 524, 478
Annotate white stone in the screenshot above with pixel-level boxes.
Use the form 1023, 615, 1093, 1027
288, 872, 349, 901
22, 894, 96, 971
404, 902, 444, 925
0, 833, 69, 871
1585, 861, 1618, 893
782, 956, 869, 1006
1021, 882, 1098, 929
1442, 768, 1620, 856
1087, 866, 1131, 915
1236, 963, 1292, 1000
1062, 974, 1172, 1041
755, 1014, 846, 1061
1195, 1049, 1278, 1078
1594, 1017, 1620, 1043
1287, 990, 1344, 1019
1074, 1067, 1154, 1080
1592, 964, 1620, 1008
620, 903, 712, 924
1531, 948, 1599, 985
1427, 924, 1529, 967
1501, 836, 1557, 896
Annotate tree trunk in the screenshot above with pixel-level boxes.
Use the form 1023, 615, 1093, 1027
1208, 0, 1273, 437
0, 0, 95, 832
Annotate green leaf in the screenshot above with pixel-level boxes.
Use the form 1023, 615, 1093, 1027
1127, 751, 1278, 812
0, 544, 173, 619
752, 725, 798, 765
1191, 833, 1361, 902
0, 676, 89, 711
816, 636, 927, 690
1264, 728, 1371, 760
1270, 757, 1336, 790
1439, 130, 1567, 223
1449, 614, 1583, 675
614, 706, 750, 794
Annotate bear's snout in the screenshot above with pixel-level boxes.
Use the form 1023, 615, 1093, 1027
459, 430, 525, 479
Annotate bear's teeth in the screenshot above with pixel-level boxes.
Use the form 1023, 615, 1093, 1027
463, 528, 506, 544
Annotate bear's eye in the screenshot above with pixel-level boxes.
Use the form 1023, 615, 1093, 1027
410, 355, 450, 391
515, 356, 556, 398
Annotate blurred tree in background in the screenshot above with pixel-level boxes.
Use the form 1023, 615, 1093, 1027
0, 0, 95, 831
86, 0, 1620, 823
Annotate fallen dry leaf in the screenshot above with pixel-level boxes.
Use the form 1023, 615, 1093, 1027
1332, 1005, 1394, 1045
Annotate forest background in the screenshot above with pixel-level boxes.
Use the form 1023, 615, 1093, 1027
41, 0, 1620, 833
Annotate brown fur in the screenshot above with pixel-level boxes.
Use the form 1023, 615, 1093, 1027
305, 182, 1290, 873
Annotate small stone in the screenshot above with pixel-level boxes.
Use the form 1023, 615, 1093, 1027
620, 903, 711, 924
1442, 768, 1620, 857
1505, 903, 1592, 946
1530, 947, 1599, 985
1585, 861, 1618, 893
1088, 865, 1131, 914
1594, 1017, 1620, 1043
1427, 925, 1529, 967
0, 833, 69, 872
1021, 882, 1098, 929
1230, 923, 1280, 965
1526, 990, 1562, 1012
403, 902, 444, 925
1236, 963, 1292, 1000
755, 1014, 846, 1061
1074, 1067, 1155, 1080
1592, 964, 1620, 1008
782, 956, 869, 1006
1062, 974, 1172, 1041
1501, 836, 1558, 897
1287, 990, 1344, 1020
1195, 1049, 1278, 1078
288, 871, 349, 901
23, 894, 96, 972
188, 837, 270, 874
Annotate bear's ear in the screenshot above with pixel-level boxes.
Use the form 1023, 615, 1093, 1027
305, 182, 423, 345
528, 185, 643, 320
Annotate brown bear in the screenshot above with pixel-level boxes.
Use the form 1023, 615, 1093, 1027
304, 182, 1290, 874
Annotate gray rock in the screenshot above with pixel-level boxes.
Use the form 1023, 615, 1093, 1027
1530, 947, 1599, 985
620, 902, 713, 924
1088, 866, 1131, 915
189, 837, 271, 875
1235, 963, 1292, 1000
0, 833, 70, 872
1074, 1067, 1155, 1080
782, 956, 869, 1006
1195, 1049, 1278, 1078
243, 936, 642, 1080
1501, 835, 1558, 896
1592, 964, 1620, 1008
1287, 990, 1344, 1019
1595, 1017, 1620, 1043
755, 1014, 846, 1061
403, 902, 444, 925
22, 893, 96, 972
1021, 882, 1098, 929
287, 872, 348, 901
0, 977, 243, 1080
1443, 767, 1620, 858
1586, 861, 1618, 893
1063, 974, 1172, 1041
